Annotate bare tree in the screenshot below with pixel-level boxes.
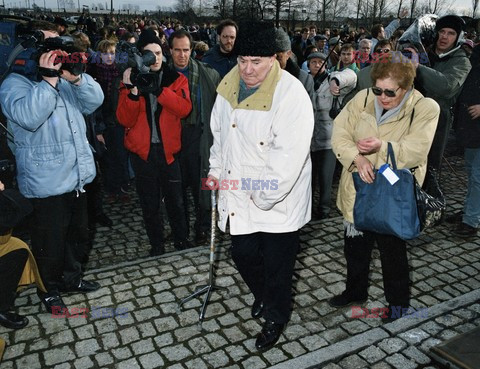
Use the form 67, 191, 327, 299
175, 0, 196, 13
474, 0, 480, 18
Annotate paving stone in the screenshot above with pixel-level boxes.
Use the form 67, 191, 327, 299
74, 325, 95, 340
419, 321, 443, 336
378, 338, 408, 355
111, 347, 133, 360
403, 346, 431, 364
94, 352, 114, 367
138, 352, 165, 369
358, 346, 387, 363
321, 364, 342, 369
74, 356, 95, 369
204, 333, 228, 349
49, 330, 75, 346
15, 353, 40, 369
398, 328, 430, 344
160, 343, 192, 362
263, 347, 289, 365
131, 338, 155, 355
370, 362, 393, 369
203, 350, 230, 367
335, 353, 370, 369
282, 341, 307, 356
223, 326, 248, 343
226, 345, 249, 362
116, 358, 141, 369
241, 356, 268, 369
75, 338, 101, 357
119, 326, 140, 345
185, 358, 209, 369
385, 353, 417, 369
43, 346, 76, 366
323, 328, 349, 343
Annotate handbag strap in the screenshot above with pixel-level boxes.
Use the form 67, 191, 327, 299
386, 142, 397, 170
386, 105, 417, 171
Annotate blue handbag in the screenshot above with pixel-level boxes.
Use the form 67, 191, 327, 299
352, 142, 421, 240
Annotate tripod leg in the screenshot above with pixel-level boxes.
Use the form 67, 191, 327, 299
178, 285, 210, 309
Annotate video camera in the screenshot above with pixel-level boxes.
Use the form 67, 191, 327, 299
32, 31, 86, 76
116, 40, 158, 93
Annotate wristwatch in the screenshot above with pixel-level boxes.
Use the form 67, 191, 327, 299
71, 75, 82, 84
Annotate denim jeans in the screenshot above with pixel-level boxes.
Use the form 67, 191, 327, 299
463, 148, 480, 228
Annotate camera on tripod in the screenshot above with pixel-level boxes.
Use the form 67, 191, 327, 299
116, 40, 159, 93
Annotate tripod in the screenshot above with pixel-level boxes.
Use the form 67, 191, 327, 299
178, 189, 228, 327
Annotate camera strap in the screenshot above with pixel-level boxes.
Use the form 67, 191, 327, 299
38, 67, 60, 78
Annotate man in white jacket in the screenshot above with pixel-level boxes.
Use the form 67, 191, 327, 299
207, 20, 314, 351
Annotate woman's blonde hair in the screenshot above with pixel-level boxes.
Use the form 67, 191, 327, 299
370, 52, 416, 90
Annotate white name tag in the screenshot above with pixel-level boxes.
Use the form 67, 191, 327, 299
379, 164, 399, 185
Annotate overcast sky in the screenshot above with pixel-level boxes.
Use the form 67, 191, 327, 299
9, 0, 475, 15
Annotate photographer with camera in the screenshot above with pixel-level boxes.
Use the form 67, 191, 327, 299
116, 29, 193, 256
0, 21, 104, 313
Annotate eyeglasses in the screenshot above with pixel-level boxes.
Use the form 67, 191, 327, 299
372, 86, 401, 97
376, 48, 391, 53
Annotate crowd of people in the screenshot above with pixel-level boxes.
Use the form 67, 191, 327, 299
0, 11, 479, 355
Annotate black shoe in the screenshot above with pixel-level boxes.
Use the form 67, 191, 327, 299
453, 222, 478, 237
96, 213, 113, 227
251, 300, 264, 319
0, 312, 29, 329
149, 246, 165, 257
175, 240, 194, 251
39, 293, 67, 314
195, 231, 209, 246
255, 320, 285, 351
62, 280, 100, 294
328, 292, 367, 308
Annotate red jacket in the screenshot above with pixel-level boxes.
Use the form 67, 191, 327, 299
116, 67, 192, 164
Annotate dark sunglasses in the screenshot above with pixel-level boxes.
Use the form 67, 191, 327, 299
372, 86, 401, 97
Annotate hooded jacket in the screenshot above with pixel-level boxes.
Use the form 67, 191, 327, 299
116, 64, 192, 163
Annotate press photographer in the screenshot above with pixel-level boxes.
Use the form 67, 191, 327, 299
0, 20, 104, 314
116, 29, 193, 256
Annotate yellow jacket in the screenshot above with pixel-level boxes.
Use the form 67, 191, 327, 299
331, 88, 440, 223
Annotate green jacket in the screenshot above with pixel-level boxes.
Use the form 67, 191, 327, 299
416, 48, 471, 120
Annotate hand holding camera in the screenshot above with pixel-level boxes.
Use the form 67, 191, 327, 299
39, 50, 62, 86
123, 68, 138, 95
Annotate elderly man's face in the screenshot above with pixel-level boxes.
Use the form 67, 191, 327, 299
308, 57, 325, 76
237, 55, 276, 88
275, 50, 291, 69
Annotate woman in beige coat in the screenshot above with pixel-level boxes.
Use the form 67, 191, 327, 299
329, 53, 440, 321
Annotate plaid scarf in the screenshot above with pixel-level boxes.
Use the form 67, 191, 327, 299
95, 62, 119, 98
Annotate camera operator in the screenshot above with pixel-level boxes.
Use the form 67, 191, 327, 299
116, 29, 193, 256
0, 21, 104, 313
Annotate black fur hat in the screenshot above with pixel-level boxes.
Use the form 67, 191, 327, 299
234, 20, 277, 57
435, 15, 465, 35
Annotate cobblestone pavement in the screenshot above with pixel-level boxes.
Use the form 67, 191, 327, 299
1, 154, 479, 369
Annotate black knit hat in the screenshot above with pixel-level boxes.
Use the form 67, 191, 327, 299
0, 189, 32, 234
137, 29, 162, 50
234, 20, 277, 57
435, 15, 465, 35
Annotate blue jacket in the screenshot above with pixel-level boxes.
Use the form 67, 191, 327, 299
202, 44, 237, 78
0, 73, 104, 198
